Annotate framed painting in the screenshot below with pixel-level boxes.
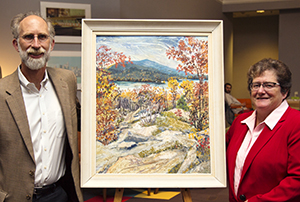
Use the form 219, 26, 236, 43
40, 1, 91, 43
81, 19, 226, 188
48, 51, 81, 89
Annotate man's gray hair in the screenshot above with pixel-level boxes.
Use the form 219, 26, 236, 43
10, 11, 55, 40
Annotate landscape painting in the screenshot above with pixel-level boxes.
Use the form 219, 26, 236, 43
95, 35, 210, 175
48, 51, 81, 89
81, 19, 226, 188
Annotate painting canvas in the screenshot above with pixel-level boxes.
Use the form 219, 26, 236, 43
81, 19, 226, 188
95, 35, 210, 172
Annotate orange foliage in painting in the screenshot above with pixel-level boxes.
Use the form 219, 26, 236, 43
96, 45, 132, 69
166, 37, 209, 130
166, 37, 208, 78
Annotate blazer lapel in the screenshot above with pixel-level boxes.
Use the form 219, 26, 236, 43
47, 68, 74, 145
227, 123, 249, 193
240, 116, 285, 181
5, 70, 35, 162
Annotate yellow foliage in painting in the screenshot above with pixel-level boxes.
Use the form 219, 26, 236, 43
96, 69, 120, 145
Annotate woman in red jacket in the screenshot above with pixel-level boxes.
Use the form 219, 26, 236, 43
226, 58, 300, 202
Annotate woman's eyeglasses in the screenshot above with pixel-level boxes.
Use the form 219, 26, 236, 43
250, 82, 280, 91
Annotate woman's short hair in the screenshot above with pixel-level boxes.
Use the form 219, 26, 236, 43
10, 11, 55, 40
247, 58, 292, 98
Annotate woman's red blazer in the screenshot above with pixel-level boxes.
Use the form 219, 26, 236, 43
226, 107, 300, 202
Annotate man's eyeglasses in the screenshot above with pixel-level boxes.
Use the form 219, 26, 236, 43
20, 34, 49, 43
250, 82, 280, 91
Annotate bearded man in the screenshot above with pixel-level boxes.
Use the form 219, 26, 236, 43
0, 11, 83, 202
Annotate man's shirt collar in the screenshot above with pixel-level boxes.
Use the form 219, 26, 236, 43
18, 66, 49, 93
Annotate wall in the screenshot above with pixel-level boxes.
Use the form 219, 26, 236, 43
223, 1, 300, 99
2, 0, 300, 100
0, 0, 224, 77
222, 0, 300, 12
223, 13, 234, 85
0, 0, 121, 76
279, 9, 300, 97
231, 15, 279, 98
230, 9, 300, 99
120, 0, 223, 19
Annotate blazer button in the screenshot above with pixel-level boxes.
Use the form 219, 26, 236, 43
26, 194, 32, 200
29, 170, 34, 177
239, 194, 246, 201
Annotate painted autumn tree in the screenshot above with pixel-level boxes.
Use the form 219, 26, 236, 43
136, 84, 167, 125
166, 37, 209, 130
167, 77, 179, 109
96, 45, 132, 69
96, 45, 133, 145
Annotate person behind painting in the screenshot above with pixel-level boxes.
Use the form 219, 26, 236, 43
225, 83, 248, 125
225, 83, 247, 114
226, 58, 300, 202
0, 11, 83, 202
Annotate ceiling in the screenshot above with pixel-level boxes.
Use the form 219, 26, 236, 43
219, 0, 300, 18
233, 9, 279, 18
218, 0, 290, 4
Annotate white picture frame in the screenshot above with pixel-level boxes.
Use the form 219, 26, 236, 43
81, 19, 226, 188
40, 1, 91, 43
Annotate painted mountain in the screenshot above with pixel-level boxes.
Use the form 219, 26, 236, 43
107, 59, 200, 83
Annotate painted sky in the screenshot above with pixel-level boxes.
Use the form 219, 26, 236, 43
96, 35, 208, 69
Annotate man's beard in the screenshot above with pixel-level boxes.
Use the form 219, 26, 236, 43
18, 43, 52, 70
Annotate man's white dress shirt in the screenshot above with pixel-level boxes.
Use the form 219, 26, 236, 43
18, 66, 66, 188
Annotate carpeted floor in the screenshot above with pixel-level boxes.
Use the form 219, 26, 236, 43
82, 187, 229, 202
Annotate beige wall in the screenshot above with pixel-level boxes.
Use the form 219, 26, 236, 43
223, 14, 234, 86
1, 0, 300, 101
279, 9, 300, 98
0, 0, 120, 77
0, 0, 223, 77
223, 2, 300, 100
230, 15, 279, 99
